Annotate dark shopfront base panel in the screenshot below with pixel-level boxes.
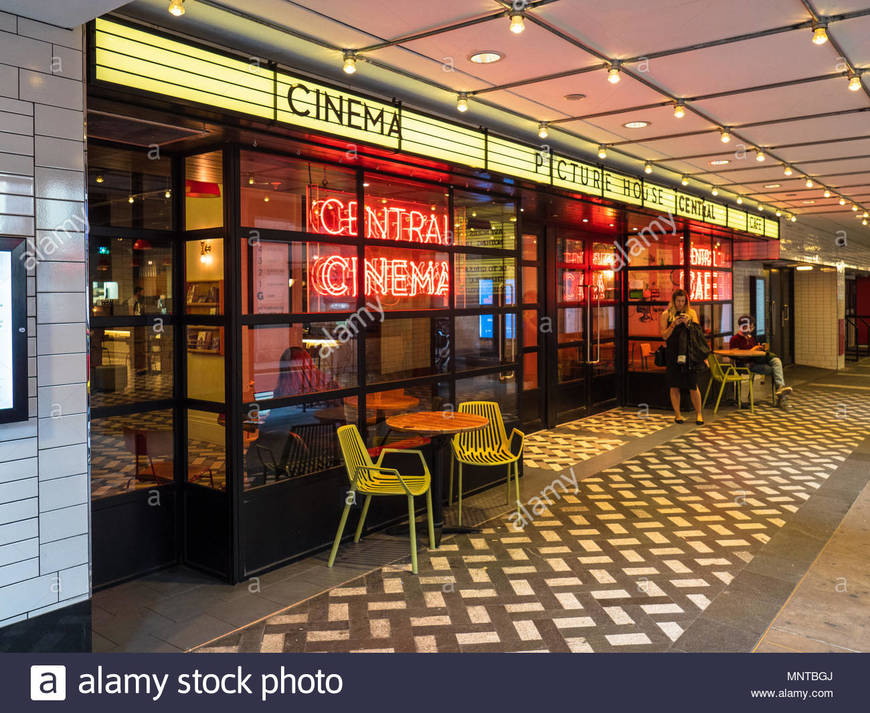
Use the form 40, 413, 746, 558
0, 599, 91, 653
627, 370, 713, 411
185, 484, 231, 579
92, 486, 176, 589
241, 447, 520, 578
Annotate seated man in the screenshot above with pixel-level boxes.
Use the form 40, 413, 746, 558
729, 315, 793, 405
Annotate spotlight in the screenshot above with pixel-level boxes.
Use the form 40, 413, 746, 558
823, 189, 831, 198
720, 129, 731, 143
456, 93, 469, 112
538, 122, 549, 139
791, 215, 797, 222
776, 210, 782, 217
839, 197, 846, 205
812, 23, 828, 45
168, 0, 185, 16
784, 165, 793, 176
95, 175, 104, 184
673, 102, 685, 119
643, 162, 653, 174
597, 145, 607, 159
805, 177, 814, 188
737, 196, 744, 205
509, 10, 525, 34
711, 187, 719, 196
848, 74, 862, 91
342, 51, 357, 74
756, 150, 766, 162
681, 175, 689, 186
607, 63, 621, 84
128, 195, 134, 204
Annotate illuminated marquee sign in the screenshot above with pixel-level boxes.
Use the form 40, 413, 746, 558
93, 18, 779, 241
311, 255, 449, 298
308, 190, 450, 244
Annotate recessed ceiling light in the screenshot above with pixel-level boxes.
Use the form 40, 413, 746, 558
564, 93, 587, 101
709, 159, 730, 166
801, 200, 816, 204
623, 120, 650, 129
764, 183, 781, 189
469, 51, 504, 64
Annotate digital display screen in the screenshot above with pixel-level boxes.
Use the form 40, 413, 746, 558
0, 251, 12, 410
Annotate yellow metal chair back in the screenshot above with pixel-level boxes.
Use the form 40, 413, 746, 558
707, 353, 727, 382
337, 424, 374, 487
455, 401, 507, 454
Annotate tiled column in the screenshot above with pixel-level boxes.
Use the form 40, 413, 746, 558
794, 268, 840, 370
0, 12, 90, 650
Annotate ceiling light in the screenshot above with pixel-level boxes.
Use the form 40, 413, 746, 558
95, 175, 104, 184
623, 120, 650, 129
248, 175, 254, 185
128, 195, 134, 204
839, 197, 846, 205
538, 122, 549, 139
681, 175, 689, 186
791, 215, 797, 222
673, 102, 685, 119
853, 204, 859, 211
796, 265, 813, 270
848, 74, 862, 92
812, 23, 828, 45
564, 93, 587, 101
764, 183, 781, 189
342, 51, 357, 74
709, 159, 730, 166
720, 129, 731, 143
711, 187, 719, 196
644, 162, 653, 174
598, 145, 608, 159
263, 195, 270, 203
456, 93, 469, 112
864, 219, 869, 226
823, 189, 831, 198
805, 177, 814, 188
801, 200, 816, 205
756, 149, 766, 162
776, 210, 782, 216
783, 165, 793, 176
509, 10, 525, 34
607, 63, 621, 84
168, 0, 185, 16
164, 190, 171, 199
758, 204, 764, 211
736, 196, 743, 204
864, 211, 869, 218
469, 51, 503, 64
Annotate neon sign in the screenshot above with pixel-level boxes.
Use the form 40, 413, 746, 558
311, 255, 449, 298
690, 270, 732, 301
308, 190, 450, 245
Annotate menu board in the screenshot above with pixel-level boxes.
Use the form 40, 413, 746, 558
0, 238, 27, 424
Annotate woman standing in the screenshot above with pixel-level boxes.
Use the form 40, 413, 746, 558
659, 288, 704, 424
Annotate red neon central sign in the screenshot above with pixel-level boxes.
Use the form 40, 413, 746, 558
311, 255, 449, 298
309, 190, 450, 245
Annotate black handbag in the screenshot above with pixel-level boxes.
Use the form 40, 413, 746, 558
654, 345, 666, 367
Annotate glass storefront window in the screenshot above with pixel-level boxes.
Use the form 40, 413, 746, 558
690, 234, 712, 266
626, 222, 682, 267
241, 153, 356, 233
187, 326, 224, 402
90, 237, 173, 316
364, 176, 449, 245
455, 313, 517, 371
242, 323, 357, 402
628, 340, 665, 372
242, 240, 359, 314
558, 307, 584, 342
186, 151, 224, 230
557, 346, 582, 382
454, 191, 517, 251
243, 398, 348, 489
522, 309, 538, 348
185, 238, 224, 315
522, 233, 537, 261
88, 145, 172, 230
90, 327, 173, 408
689, 269, 732, 302
628, 305, 666, 338
188, 409, 225, 490
365, 317, 450, 383
627, 269, 682, 302
522, 266, 537, 304
364, 245, 449, 310
455, 371, 518, 422
365, 382, 449, 447
523, 352, 538, 390
455, 254, 516, 309
713, 236, 732, 268
713, 303, 733, 335
91, 410, 174, 499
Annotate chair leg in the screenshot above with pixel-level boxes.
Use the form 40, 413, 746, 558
448, 455, 454, 505
514, 461, 521, 511
457, 462, 463, 527
505, 463, 511, 505
749, 377, 754, 413
703, 378, 712, 407
713, 381, 726, 414
328, 502, 352, 568
425, 489, 435, 549
353, 494, 372, 542
407, 495, 418, 574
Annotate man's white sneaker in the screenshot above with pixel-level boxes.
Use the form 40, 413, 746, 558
775, 385, 793, 397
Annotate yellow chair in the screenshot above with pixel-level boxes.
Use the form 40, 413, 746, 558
449, 401, 525, 525
328, 424, 435, 574
703, 353, 754, 414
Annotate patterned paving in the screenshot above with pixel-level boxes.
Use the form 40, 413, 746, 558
195, 387, 870, 653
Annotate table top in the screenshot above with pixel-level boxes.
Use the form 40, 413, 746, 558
714, 348, 768, 359
345, 393, 420, 410
386, 411, 489, 436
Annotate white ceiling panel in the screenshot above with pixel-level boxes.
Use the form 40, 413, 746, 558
692, 77, 868, 124
630, 31, 841, 98
292, 0, 501, 41
830, 14, 870, 66
813, 2, 870, 15
533, 0, 807, 58
740, 112, 870, 146
362, 45, 494, 92
777, 137, 870, 162
624, 132, 738, 159
585, 107, 715, 144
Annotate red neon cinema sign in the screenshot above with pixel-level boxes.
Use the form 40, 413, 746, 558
309, 190, 450, 245
312, 255, 449, 298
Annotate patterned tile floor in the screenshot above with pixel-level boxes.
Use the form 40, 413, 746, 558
195, 386, 870, 653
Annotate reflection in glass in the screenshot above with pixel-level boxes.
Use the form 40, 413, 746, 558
628, 340, 665, 372
558, 307, 584, 342
558, 346, 583, 382
456, 254, 516, 308
365, 382, 449, 447
186, 151, 224, 230
455, 371, 518, 422
366, 317, 450, 383
455, 313, 517, 370
90, 328, 173, 408
626, 270, 681, 302
523, 352, 538, 390
90, 237, 172, 316
626, 227, 682, 267
628, 305, 666, 338
188, 409, 225, 490
454, 191, 517, 250
364, 245, 449, 310
364, 176, 449, 244
242, 323, 357, 402
187, 326, 225, 402
91, 410, 174, 499
522, 309, 538, 348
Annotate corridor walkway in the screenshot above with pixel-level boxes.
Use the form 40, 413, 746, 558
188, 374, 870, 653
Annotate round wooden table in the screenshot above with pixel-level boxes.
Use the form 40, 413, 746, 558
386, 411, 489, 545
714, 348, 769, 360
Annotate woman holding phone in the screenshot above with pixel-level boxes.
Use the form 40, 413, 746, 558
659, 288, 704, 424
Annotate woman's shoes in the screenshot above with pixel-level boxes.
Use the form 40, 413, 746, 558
674, 416, 685, 424
695, 416, 704, 425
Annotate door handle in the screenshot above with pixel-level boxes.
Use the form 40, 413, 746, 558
587, 284, 602, 365
782, 304, 789, 323
770, 300, 776, 337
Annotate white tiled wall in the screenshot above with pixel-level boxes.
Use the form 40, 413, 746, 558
731, 261, 765, 335
794, 269, 841, 370
0, 12, 89, 628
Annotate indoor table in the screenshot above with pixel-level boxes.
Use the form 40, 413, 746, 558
385, 411, 488, 546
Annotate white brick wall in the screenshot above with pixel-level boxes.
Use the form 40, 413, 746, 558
794, 269, 840, 370
732, 261, 765, 331
0, 12, 89, 627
